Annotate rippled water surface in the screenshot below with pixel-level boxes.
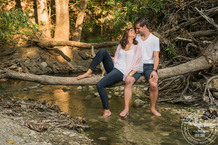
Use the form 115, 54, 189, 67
1, 80, 214, 145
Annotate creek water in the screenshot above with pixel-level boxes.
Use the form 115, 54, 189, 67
0, 79, 208, 145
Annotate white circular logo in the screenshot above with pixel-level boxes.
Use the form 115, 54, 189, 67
181, 112, 217, 145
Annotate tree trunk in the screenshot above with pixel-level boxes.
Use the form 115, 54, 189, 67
72, 0, 87, 42
15, 0, 22, 10
36, 0, 51, 38
54, 0, 69, 41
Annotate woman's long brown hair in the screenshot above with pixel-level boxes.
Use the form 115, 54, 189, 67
120, 29, 138, 49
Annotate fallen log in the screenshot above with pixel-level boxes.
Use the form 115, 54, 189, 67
0, 55, 212, 85
191, 30, 217, 37
34, 39, 120, 49
1, 37, 217, 86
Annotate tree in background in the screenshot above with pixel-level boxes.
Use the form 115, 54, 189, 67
54, 0, 69, 40
36, 0, 51, 38
0, 0, 169, 44
72, 0, 87, 42
0, 0, 37, 47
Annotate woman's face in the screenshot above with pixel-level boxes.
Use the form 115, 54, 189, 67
128, 29, 136, 38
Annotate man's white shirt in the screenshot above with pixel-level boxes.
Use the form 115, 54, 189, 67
136, 33, 160, 64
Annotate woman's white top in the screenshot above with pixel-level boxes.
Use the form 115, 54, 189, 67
113, 44, 143, 80
114, 48, 131, 74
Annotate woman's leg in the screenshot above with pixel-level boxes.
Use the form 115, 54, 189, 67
97, 68, 123, 117
120, 72, 142, 117
77, 49, 114, 80
120, 79, 135, 117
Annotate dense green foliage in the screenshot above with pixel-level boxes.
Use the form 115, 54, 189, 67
79, 0, 170, 42
0, 0, 170, 46
0, 7, 37, 47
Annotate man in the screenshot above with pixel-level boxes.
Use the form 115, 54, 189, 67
120, 17, 161, 117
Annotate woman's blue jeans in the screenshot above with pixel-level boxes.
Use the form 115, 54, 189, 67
89, 49, 123, 109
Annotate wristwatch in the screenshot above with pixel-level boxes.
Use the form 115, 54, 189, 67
153, 69, 157, 72
129, 73, 133, 76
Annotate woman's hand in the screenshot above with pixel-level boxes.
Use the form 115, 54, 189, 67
111, 57, 114, 63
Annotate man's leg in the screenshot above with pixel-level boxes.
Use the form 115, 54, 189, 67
144, 64, 161, 117
149, 80, 161, 116
120, 73, 141, 117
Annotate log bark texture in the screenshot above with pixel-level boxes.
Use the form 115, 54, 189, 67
34, 40, 119, 49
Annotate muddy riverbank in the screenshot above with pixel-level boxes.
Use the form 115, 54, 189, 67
0, 94, 92, 145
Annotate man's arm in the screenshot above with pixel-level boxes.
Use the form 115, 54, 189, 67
150, 51, 159, 83
153, 51, 159, 70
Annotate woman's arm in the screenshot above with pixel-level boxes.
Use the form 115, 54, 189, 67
113, 44, 121, 63
128, 70, 137, 77
132, 45, 143, 73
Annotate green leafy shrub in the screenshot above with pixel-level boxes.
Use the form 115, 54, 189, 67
0, 8, 37, 47
164, 46, 177, 58
0, 85, 5, 91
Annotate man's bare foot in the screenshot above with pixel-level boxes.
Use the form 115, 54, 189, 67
98, 110, 111, 118
151, 109, 161, 117
119, 109, 129, 117
77, 72, 92, 80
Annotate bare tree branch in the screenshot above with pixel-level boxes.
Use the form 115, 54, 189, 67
195, 7, 218, 30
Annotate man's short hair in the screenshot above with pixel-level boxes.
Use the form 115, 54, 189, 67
135, 18, 149, 28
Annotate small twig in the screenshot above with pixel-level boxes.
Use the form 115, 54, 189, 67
176, 37, 193, 42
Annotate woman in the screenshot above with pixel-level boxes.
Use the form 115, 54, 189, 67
77, 29, 143, 118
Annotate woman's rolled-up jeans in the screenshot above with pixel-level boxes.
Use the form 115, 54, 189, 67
89, 49, 123, 109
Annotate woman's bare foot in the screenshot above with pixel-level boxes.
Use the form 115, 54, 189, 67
151, 109, 161, 117
98, 110, 111, 118
77, 72, 92, 80
120, 109, 129, 117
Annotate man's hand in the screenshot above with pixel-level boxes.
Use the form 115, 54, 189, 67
150, 71, 158, 83
125, 75, 135, 85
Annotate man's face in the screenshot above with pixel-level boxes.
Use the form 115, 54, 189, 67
135, 23, 145, 35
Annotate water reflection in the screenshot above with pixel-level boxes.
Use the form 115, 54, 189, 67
0, 80, 202, 145
53, 89, 70, 113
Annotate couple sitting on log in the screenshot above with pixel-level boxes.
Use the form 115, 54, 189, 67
77, 18, 161, 118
